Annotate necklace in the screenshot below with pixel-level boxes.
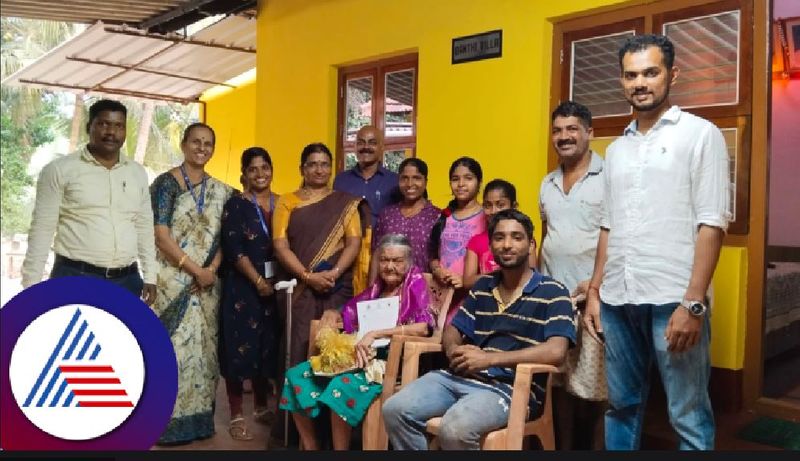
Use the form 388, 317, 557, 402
454, 201, 481, 219
497, 284, 523, 306
399, 200, 425, 218
301, 185, 329, 200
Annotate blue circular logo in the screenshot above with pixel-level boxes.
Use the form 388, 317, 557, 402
1, 277, 177, 450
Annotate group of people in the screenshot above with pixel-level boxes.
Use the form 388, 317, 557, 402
21, 33, 730, 450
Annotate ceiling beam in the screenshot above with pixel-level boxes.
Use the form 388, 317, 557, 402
6, 0, 168, 14
104, 27, 255, 53
3, 7, 150, 23
65, 56, 236, 88
139, 0, 218, 30
2, 5, 162, 18
17, 78, 195, 104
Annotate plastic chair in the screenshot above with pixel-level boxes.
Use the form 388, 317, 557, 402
401, 338, 558, 449
306, 273, 453, 450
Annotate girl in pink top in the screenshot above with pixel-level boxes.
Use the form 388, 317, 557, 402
428, 157, 484, 323
463, 179, 538, 290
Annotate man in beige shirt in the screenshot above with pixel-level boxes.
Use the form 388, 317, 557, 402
22, 99, 157, 305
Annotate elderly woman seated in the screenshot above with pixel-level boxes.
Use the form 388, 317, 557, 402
278, 233, 435, 450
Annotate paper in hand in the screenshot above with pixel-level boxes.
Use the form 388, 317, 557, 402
356, 296, 400, 348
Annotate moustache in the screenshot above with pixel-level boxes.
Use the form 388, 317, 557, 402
557, 140, 576, 147
358, 148, 374, 154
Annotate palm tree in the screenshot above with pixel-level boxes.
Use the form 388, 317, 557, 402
1, 18, 78, 147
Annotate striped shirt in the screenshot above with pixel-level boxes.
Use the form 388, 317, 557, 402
449, 271, 576, 410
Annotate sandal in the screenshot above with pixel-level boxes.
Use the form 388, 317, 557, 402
229, 417, 254, 441
254, 407, 275, 425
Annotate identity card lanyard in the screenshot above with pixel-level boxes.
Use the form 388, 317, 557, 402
180, 164, 207, 214
251, 192, 275, 238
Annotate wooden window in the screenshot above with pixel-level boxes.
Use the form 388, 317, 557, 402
552, 0, 752, 234
336, 54, 418, 173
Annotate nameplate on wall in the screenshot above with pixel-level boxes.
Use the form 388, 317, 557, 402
452, 30, 502, 64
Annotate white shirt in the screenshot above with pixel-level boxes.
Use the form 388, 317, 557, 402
539, 152, 604, 293
600, 106, 731, 306
22, 146, 158, 287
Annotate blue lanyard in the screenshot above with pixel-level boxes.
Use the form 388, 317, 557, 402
180, 164, 207, 214
251, 192, 274, 238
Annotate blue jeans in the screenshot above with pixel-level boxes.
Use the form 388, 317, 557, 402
382, 371, 511, 450
601, 302, 714, 450
50, 260, 144, 299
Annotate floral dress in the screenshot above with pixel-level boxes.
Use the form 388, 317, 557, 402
279, 266, 434, 427
150, 172, 232, 444
219, 192, 280, 383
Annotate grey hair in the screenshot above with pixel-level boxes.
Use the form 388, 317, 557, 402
376, 233, 414, 265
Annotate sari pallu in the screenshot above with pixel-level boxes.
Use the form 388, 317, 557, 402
150, 173, 233, 444
277, 191, 363, 367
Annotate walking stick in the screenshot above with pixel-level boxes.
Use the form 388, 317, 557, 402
273, 278, 297, 448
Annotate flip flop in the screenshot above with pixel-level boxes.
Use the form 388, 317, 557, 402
229, 417, 254, 441
254, 407, 275, 425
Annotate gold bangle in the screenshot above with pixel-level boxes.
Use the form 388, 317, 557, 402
178, 254, 188, 269
255, 275, 264, 287
302, 271, 310, 282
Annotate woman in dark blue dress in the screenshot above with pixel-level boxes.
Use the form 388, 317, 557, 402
219, 147, 280, 441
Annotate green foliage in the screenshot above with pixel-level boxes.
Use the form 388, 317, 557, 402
0, 96, 64, 235
0, 17, 199, 236
1, 18, 75, 236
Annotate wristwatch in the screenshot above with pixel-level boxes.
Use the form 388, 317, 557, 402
680, 299, 707, 317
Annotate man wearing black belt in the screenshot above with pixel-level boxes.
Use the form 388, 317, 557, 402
22, 99, 157, 305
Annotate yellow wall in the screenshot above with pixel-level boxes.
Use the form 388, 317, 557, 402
200, 0, 750, 372
255, 0, 630, 218
711, 247, 748, 370
200, 73, 257, 188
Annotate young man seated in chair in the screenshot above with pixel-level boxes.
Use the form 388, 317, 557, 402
382, 209, 576, 450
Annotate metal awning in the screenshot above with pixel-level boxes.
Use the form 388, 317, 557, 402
0, 1, 256, 33
0, 0, 188, 25
2, 15, 256, 104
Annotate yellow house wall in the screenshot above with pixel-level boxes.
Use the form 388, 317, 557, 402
200, 0, 749, 371
200, 75, 257, 188
711, 247, 748, 370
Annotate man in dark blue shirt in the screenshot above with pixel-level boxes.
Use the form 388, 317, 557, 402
383, 209, 576, 450
332, 125, 399, 223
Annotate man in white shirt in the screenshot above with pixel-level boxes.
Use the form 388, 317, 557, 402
22, 99, 158, 305
539, 100, 606, 449
584, 35, 730, 450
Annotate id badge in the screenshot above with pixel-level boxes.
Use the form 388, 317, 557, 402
264, 261, 275, 279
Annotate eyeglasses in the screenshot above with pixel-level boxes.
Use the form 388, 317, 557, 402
304, 161, 332, 170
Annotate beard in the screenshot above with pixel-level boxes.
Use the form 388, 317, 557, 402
627, 85, 670, 112
494, 252, 528, 269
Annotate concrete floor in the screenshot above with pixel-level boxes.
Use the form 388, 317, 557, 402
153, 380, 282, 452
152, 378, 780, 451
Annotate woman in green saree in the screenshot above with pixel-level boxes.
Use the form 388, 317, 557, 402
150, 122, 233, 444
